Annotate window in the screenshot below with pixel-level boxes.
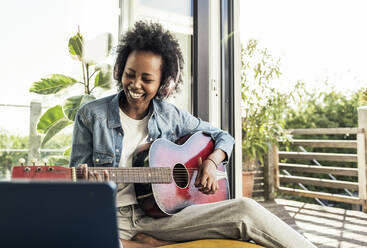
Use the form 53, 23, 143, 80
0, 0, 119, 175
119, 0, 193, 112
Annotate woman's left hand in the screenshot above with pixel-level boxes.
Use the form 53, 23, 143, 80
194, 158, 218, 194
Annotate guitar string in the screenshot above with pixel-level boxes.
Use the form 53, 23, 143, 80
75, 169, 199, 172
76, 169, 209, 175
75, 169, 222, 175
74, 168, 221, 183
76, 168, 202, 170
75, 168, 224, 174
75, 169, 204, 178
74, 168, 219, 172
75, 171, 197, 177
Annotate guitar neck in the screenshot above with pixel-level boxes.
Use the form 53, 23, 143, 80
84, 167, 172, 184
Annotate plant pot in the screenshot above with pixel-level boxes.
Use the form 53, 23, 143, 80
242, 170, 255, 198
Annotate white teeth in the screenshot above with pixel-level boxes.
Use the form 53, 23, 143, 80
129, 91, 144, 99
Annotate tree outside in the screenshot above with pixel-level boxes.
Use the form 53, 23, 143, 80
241, 39, 366, 209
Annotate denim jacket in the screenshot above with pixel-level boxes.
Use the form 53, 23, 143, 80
70, 91, 235, 168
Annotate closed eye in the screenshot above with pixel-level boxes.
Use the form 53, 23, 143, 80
125, 72, 135, 78
142, 78, 153, 83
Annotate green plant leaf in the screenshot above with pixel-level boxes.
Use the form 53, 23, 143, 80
30, 74, 78, 95
68, 32, 84, 61
47, 156, 70, 166
94, 70, 112, 89
63, 95, 96, 121
63, 146, 71, 156
37, 105, 65, 134
41, 118, 73, 146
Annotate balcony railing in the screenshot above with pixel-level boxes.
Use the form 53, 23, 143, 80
0, 102, 67, 173
258, 107, 367, 213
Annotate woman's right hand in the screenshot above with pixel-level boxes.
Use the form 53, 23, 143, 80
77, 164, 110, 181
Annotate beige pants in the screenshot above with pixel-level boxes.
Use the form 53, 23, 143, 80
117, 198, 316, 248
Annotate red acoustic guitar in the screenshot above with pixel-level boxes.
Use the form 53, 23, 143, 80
11, 131, 229, 217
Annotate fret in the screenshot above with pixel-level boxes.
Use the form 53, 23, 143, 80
135, 168, 138, 183
125, 168, 129, 183
112, 168, 116, 182
159, 167, 163, 183
113, 169, 117, 182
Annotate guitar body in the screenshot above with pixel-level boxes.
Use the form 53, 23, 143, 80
133, 131, 230, 218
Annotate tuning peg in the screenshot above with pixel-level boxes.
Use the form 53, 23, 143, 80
42, 158, 48, 166
19, 158, 26, 166
31, 159, 37, 166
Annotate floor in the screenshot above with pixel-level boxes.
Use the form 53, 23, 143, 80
260, 199, 367, 248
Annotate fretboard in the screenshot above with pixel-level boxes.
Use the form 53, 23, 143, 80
76, 167, 172, 184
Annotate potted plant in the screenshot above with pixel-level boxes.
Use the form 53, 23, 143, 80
29, 29, 113, 164
241, 39, 290, 197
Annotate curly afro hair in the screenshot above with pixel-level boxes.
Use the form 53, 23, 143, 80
114, 21, 184, 99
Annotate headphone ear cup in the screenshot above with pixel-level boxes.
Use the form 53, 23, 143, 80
158, 77, 175, 99
158, 54, 180, 99
166, 78, 176, 96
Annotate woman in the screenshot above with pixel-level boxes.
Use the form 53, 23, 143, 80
70, 21, 316, 248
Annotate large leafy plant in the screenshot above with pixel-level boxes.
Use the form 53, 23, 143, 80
29, 30, 113, 153
241, 40, 291, 170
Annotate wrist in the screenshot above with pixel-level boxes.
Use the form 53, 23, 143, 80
206, 158, 218, 168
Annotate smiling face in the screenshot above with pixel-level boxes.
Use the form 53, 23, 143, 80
120, 50, 163, 119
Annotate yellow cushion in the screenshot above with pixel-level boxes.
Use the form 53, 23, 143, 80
159, 239, 264, 248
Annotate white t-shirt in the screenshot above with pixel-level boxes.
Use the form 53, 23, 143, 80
116, 108, 151, 207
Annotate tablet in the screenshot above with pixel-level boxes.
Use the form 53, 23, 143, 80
0, 181, 119, 248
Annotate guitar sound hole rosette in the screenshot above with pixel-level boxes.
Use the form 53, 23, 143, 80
172, 163, 189, 189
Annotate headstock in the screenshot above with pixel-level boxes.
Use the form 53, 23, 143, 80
12, 158, 73, 181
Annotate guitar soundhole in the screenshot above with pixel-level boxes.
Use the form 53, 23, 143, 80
173, 163, 189, 189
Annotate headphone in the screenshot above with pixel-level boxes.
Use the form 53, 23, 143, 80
158, 54, 181, 99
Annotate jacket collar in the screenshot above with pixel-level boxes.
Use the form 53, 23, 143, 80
107, 91, 123, 128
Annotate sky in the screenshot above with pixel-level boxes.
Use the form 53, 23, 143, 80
0, 0, 367, 135
240, 0, 367, 93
